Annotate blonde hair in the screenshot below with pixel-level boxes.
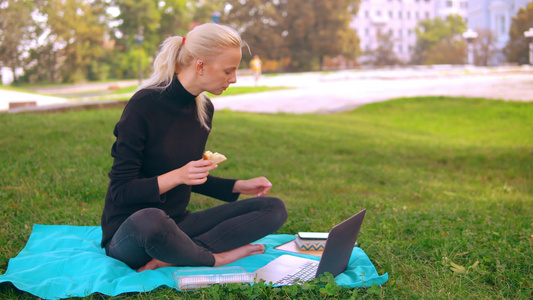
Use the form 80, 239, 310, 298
139, 23, 244, 129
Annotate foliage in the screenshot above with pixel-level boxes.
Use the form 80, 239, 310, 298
503, 2, 533, 65
0, 0, 40, 83
25, 0, 112, 83
110, 0, 218, 79
362, 32, 401, 66
1, 97, 532, 299
411, 14, 467, 65
224, 0, 361, 71
473, 28, 498, 66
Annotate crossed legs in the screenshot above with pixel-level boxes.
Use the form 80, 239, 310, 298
105, 197, 287, 271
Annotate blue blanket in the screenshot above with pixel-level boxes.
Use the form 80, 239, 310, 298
0, 224, 388, 299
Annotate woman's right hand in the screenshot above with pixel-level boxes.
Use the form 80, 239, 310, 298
176, 159, 218, 186
158, 159, 217, 194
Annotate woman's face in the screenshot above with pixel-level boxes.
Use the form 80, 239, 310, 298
199, 47, 242, 95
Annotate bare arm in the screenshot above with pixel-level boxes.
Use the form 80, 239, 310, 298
232, 177, 273, 197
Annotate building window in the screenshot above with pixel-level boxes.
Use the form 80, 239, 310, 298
365, 28, 370, 36
399, 29, 402, 37
389, 11, 393, 18
399, 11, 402, 19
376, 10, 381, 16
425, 11, 430, 19
407, 11, 411, 19
446, 0, 453, 8
416, 12, 419, 20
498, 15, 506, 34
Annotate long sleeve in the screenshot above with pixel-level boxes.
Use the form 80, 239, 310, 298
106, 98, 162, 205
192, 175, 239, 202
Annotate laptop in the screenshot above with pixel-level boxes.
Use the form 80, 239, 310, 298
254, 209, 366, 285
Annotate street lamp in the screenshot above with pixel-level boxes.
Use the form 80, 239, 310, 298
136, 26, 144, 84
463, 28, 478, 65
524, 28, 533, 65
211, 11, 221, 23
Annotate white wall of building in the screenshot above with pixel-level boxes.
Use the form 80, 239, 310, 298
352, 0, 468, 64
352, 0, 531, 65
467, 0, 530, 64
435, 0, 469, 19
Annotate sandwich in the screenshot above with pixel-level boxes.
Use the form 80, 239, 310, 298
203, 151, 227, 165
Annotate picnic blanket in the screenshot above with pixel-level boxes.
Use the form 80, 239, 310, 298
0, 224, 388, 299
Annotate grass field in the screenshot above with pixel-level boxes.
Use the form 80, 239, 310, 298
104, 85, 292, 101
0, 96, 531, 299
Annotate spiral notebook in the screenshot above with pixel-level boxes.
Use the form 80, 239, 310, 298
254, 209, 366, 285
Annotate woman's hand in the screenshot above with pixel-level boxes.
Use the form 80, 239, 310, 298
233, 177, 273, 197
158, 159, 216, 195
176, 159, 218, 186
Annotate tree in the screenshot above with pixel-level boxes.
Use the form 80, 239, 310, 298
504, 2, 533, 65
411, 14, 467, 65
158, 0, 194, 38
223, 0, 290, 66
473, 28, 497, 66
31, 0, 111, 83
0, 0, 40, 83
224, 0, 360, 71
363, 32, 401, 66
110, 0, 212, 79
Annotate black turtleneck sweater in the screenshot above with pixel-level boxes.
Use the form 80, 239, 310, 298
100, 79, 239, 248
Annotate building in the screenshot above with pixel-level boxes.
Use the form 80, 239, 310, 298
352, 0, 469, 64
467, 0, 530, 64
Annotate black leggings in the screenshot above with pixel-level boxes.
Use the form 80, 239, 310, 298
105, 197, 287, 269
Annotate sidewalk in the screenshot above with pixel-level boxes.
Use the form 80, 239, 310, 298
2, 66, 532, 114
213, 66, 533, 114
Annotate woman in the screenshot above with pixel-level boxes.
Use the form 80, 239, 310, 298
100, 23, 288, 272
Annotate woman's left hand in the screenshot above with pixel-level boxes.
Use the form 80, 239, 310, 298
233, 177, 273, 197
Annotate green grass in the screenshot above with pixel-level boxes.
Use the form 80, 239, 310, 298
0, 97, 532, 299
206, 86, 293, 97
108, 85, 292, 97
0, 85, 41, 94
64, 85, 294, 102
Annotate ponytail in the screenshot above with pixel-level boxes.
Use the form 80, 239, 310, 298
138, 36, 185, 91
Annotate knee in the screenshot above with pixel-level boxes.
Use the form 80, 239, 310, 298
130, 208, 173, 242
266, 197, 288, 227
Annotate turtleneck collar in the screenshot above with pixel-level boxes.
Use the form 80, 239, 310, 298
161, 76, 197, 106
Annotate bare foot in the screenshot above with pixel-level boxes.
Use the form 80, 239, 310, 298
213, 244, 265, 267
137, 258, 174, 273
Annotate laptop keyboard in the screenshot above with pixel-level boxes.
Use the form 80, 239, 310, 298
274, 261, 319, 285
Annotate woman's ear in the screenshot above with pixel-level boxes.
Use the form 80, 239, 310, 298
196, 59, 204, 75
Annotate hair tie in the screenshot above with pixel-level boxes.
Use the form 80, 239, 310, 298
182, 37, 186, 45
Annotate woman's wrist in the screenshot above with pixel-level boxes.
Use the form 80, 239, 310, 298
232, 180, 242, 194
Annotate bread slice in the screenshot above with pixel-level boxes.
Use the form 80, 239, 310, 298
203, 151, 227, 165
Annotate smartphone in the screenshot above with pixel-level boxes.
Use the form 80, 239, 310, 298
297, 232, 329, 240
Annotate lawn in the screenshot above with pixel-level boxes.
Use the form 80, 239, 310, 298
0, 96, 531, 299
103, 85, 293, 101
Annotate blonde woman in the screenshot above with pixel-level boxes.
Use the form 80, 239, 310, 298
100, 23, 287, 272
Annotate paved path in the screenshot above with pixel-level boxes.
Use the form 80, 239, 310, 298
2, 66, 532, 113
0, 80, 138, 111
212, 67, 533, 114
